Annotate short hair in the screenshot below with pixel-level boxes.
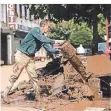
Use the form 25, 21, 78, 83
40, 19, 50, 27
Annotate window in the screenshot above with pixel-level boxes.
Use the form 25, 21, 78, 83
19, 4, 22, 18
1, 4, 4, 21
25, 6, 27, 19
29, 9, 31, 21
15, 4, 17, 16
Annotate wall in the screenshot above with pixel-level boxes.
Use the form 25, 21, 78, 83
0, 4, 49, 63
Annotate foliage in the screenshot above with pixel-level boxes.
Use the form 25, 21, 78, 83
47, 14, 106, 45
48, 21, 71, 40
48, 19, 93, 46
28, 4, 110, 23
97, 14, 106, 38
69, 22, 93, 45
28, 4, 109, 53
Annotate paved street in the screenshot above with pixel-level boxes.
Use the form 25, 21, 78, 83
1, 61, 47, 111
1, 61, 111, 111
1, 61, 47, 91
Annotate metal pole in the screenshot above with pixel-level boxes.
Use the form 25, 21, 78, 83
106, 18, 109, 57
106, 18, 111, 58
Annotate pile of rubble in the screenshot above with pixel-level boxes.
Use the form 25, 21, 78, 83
1, 42, 111, 111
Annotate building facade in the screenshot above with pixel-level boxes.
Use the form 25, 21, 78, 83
1, 4, 47, 65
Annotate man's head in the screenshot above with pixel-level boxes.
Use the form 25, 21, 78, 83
40, 19, 51, 33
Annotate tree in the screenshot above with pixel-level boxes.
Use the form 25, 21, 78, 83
69, 22, 92, 46
48, 19, 93, 46
29, 4, 110, 54
98, 14, 106, 38
48, 20, 71, 40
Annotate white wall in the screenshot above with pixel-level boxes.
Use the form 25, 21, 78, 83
7, 34, 14, 64
15, 4, 40, 28
1, 4, 47, 63
0, 4, 40, 28
0, 4, 7, 23
14, 38, 24, 53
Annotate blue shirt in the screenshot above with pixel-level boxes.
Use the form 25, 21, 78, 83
18, 27, 57, 57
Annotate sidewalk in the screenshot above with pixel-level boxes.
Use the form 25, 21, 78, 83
1, 106, 36, 111
1, 61, 110, 111
1, 61, 47, 111
1, 61, 47, 91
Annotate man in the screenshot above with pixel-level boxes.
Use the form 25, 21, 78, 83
2, 19, 58, 104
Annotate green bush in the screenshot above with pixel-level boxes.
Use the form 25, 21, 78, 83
48, 14, 105, 46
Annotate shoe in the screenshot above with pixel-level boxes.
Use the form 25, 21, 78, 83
35, 94, 41, 101
34, 101, 41, 109
2, 96, 10, 104
34, 101, 46, 110
1, 92, 10, 104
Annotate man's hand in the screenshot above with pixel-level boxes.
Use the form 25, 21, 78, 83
54, 40, 66, 49
55, 40, 66, 44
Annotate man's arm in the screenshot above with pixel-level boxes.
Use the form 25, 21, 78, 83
43, 43, 58, 53
45, 36, 56, 43
31, 27, 55, 44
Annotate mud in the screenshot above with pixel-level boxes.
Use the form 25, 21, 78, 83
86, 55, 111, 76
2, 96, 110, 111
1, 54, 111, 111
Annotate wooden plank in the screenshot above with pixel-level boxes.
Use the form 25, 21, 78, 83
61, 41, 88, 83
